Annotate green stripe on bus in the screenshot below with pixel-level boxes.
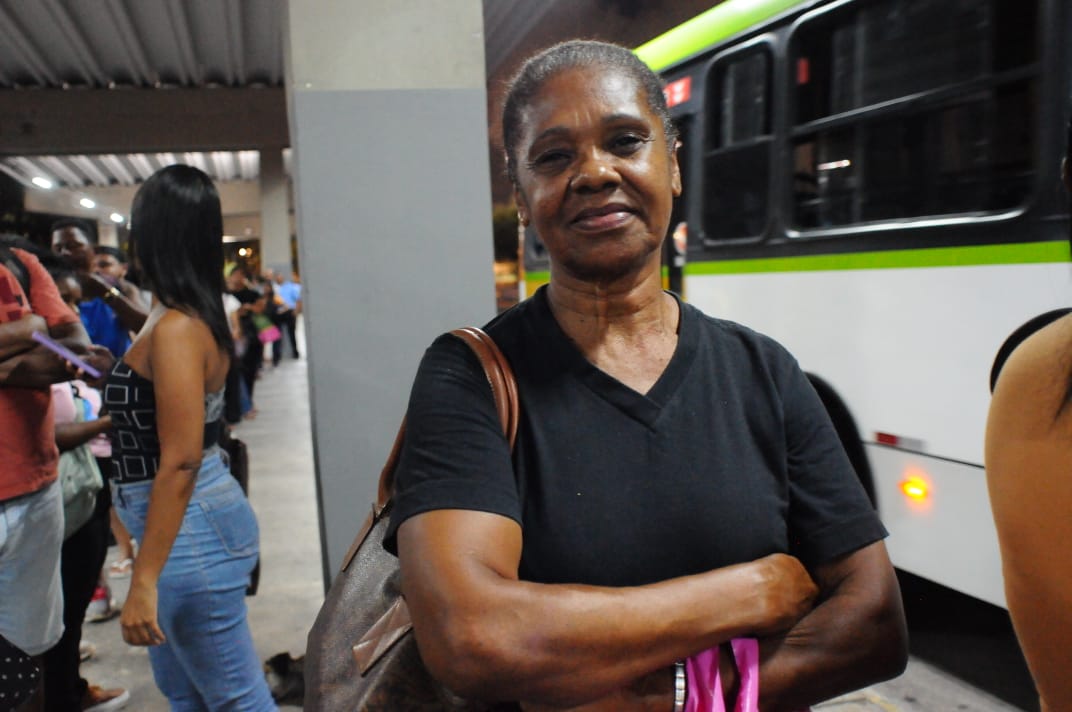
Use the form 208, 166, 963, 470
635, 0, 804, 72
524, 242, 1067, 288
683, 242, 1071, 275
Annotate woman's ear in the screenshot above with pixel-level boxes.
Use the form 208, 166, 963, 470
670, 140, 683, 198
514, 187, 530, 227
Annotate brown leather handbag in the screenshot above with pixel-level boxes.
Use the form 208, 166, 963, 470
304, 327, 520, 711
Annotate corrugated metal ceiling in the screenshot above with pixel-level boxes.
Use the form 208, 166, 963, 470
0, 0, 284, 189
0, 0, 718, 193
0, 0, 283, 89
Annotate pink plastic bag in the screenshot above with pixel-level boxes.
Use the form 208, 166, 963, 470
258, 325, 282, 344
685, 638, 810, 712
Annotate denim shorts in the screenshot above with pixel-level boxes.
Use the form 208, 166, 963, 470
113, 451, 274, 711
0, 480, 64, 656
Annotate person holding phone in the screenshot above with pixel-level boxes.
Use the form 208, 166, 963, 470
0, 235, 96, 709
51, 220, 148, 358
104, 165, 274, 709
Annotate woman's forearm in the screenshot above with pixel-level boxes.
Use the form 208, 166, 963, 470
403, 523, 810, 707
55, 416, 111, 451
129, 466, 198, 587
754, 544, 908, 711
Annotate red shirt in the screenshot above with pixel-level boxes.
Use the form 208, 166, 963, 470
0, 249, 80, 501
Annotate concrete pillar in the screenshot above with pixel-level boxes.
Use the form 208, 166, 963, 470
259, 148, 291, 275
97, 222, 119, 248
283, 0, 495, 585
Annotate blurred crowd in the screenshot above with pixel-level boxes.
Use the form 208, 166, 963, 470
0, 215, 301, 711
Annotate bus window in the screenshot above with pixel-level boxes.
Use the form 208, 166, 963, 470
703, 48, 772, 241
791, 0, 1039, 229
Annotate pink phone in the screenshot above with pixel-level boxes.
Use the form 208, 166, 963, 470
31, 331, 102, 379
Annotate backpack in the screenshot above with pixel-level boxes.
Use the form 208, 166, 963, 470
58, 384, 104, 539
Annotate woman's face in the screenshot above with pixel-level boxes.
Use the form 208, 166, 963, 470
513, 66, 681, 283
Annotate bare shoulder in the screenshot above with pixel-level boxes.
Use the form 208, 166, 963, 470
150, 309, 224, 366
154, 308, 211, 339
991, 312, 1072, 432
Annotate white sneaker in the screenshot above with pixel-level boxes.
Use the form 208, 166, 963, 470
85, 584, 119, 623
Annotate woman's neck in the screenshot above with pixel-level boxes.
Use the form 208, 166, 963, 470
546, 270, 678, 350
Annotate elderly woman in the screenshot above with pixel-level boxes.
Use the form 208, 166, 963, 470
387, 41, 907, 711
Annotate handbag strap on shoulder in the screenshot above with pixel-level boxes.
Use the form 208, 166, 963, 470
374, 326, 518, 510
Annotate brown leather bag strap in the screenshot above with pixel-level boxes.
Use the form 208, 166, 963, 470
373, 327, 518, 511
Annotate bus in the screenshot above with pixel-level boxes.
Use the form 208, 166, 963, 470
521, 0, 1072, 608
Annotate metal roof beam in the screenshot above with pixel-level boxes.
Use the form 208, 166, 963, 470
225, 0, 246, 85
39, 155, 86, 187
163, 0, 201, 84
70, 155, 112, 185
103, 0, 157, 85
40, 0, 109, 87
99, 154, 136, 185
0, 5, 61, 86
0, 87, 288, 154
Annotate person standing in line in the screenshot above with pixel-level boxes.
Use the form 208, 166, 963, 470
273, 271, 301, 360
93, 246, 144, 580
106, 165, 275, 710
51, 226, 145, 622
228, 267, 268, 417
21, 256, 128, 712
0, 234, 99, 711
93, 245, 150, 316
985, 116, 1072, 712
50, 220, 147, 357
389, 41, 906, 710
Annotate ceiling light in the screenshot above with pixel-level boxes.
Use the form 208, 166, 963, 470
79, 197, 96, 209
110, 213, 124, 223
32, 176, 54, 189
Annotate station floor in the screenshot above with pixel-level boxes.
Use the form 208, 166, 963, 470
77, 325, 1025, 711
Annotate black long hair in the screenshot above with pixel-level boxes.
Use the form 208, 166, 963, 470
130, 165, 233, 353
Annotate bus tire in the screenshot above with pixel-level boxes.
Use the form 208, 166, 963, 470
805, 372, 877, 509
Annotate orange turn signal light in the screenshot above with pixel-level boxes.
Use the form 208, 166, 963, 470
900, 476, 929, 501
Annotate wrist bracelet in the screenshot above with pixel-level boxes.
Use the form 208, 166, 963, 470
672, 660, 686, 712
104, 286, 122, 303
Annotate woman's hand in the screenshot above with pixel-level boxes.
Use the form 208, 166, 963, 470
66, 344, 115, 388
748, 553, 819, 636
120, 578, 167, 646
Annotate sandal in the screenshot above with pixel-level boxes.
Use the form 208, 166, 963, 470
108, 557, 133, 578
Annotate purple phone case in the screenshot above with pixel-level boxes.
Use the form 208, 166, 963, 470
31, 331, 101, 379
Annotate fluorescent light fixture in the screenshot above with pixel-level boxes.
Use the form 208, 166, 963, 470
817, 159, 852, 171
109, 213, 124, 223
79, 197, 96, 209
32, 176, 54, 189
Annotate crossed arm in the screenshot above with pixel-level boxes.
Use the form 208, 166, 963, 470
0, 319, 92, 388
398, 510, 906, 711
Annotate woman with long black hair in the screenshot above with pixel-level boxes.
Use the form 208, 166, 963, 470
105, 164, 275, 710
986, 117, 1072, 712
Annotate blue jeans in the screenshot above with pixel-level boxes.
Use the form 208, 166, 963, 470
113, 452, 275, 711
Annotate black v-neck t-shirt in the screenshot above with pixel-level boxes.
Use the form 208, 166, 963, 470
385, 287, 885, 587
